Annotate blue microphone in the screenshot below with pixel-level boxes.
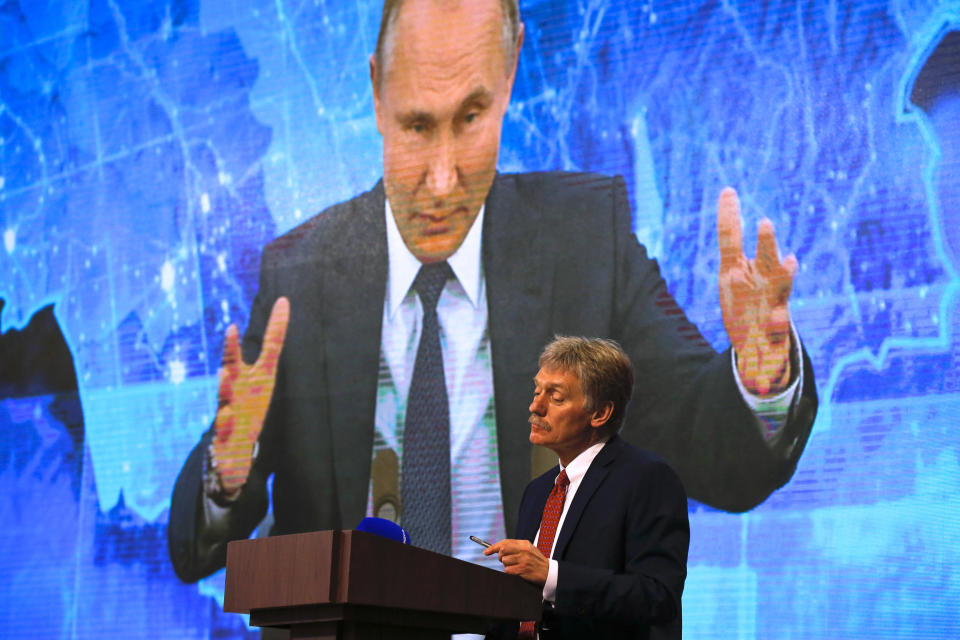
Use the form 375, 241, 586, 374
356, 517, 412, 545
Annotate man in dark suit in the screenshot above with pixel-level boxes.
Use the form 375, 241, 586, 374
168, 0, 817, 583
485, 336, 688, 640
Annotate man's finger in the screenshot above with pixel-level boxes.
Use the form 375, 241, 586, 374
755, 218, 781, 277
485, 539, 518, 557
717, 187, 744, 271
217, 365, 235, 408
483, 541, 504, 556
259, 297, 291, 374
773, 254, 799, 304
500, 552, 519, 565
782, 254, 799, 279
495, 541, 520, 559
222, 324, 241, 379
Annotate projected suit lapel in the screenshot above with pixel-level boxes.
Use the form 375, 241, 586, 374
321, 183, 389, 529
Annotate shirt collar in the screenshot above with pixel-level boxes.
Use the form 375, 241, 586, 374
384, 198, 485, 317
558, 437, 610, 485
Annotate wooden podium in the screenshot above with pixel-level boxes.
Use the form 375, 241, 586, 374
224, 530, 542, 639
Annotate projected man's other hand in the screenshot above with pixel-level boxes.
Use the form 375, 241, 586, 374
717, 187, 797, 396
211, 296, 290, 494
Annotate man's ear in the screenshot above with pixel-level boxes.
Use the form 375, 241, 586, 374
505, 23, 525, 95
370, 54, 384, 134
590, 401, 614, 429
514, 23, 525, 70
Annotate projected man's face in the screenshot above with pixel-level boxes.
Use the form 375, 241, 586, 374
372, 0, 519, 263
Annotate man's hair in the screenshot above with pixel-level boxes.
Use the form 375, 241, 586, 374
539, 336, 634, 436
373, 0, 521, 84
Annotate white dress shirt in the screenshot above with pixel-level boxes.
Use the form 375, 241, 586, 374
535, 439, 610, 602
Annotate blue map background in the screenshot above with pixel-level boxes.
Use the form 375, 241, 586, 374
1, 0, 958, 637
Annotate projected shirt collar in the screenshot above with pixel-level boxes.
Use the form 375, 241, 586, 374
384, 198, 486, 318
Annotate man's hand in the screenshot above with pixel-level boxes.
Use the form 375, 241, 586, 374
212, 297, 290, 494
717, 188, 797, 396
484, 539, 550, 586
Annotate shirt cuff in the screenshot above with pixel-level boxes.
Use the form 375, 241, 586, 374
202, 491, 233, 528
731, 322, 804, 440
542, 559, 559, 602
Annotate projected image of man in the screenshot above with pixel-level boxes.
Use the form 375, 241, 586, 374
168, 0, 818, 584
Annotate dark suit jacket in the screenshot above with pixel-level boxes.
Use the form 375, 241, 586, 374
488, 437, 689, 640
168, 172, 817, 582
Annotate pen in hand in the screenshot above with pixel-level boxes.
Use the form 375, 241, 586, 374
470, 535, 492, 548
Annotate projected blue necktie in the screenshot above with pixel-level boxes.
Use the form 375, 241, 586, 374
401, 261, 454, 555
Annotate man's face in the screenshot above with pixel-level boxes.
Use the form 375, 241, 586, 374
529, 367, 603, 463
372, 0, 519, 263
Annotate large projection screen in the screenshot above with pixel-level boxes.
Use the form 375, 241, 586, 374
1, 0, 958, 638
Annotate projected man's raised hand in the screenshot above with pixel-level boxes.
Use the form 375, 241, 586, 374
211, 297, 290, 494
717, 188, 797, 396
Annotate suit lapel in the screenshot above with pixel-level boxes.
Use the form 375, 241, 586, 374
484, 174, 555, 535
553, 438, 622, 558
322, 183, 388, 527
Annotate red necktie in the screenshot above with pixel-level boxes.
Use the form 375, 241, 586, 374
518, 469, 570, 639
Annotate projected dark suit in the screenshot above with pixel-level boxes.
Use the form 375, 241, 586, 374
168, 171, 818, 582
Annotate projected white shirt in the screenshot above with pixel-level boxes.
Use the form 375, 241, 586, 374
370, 200, 506, 564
